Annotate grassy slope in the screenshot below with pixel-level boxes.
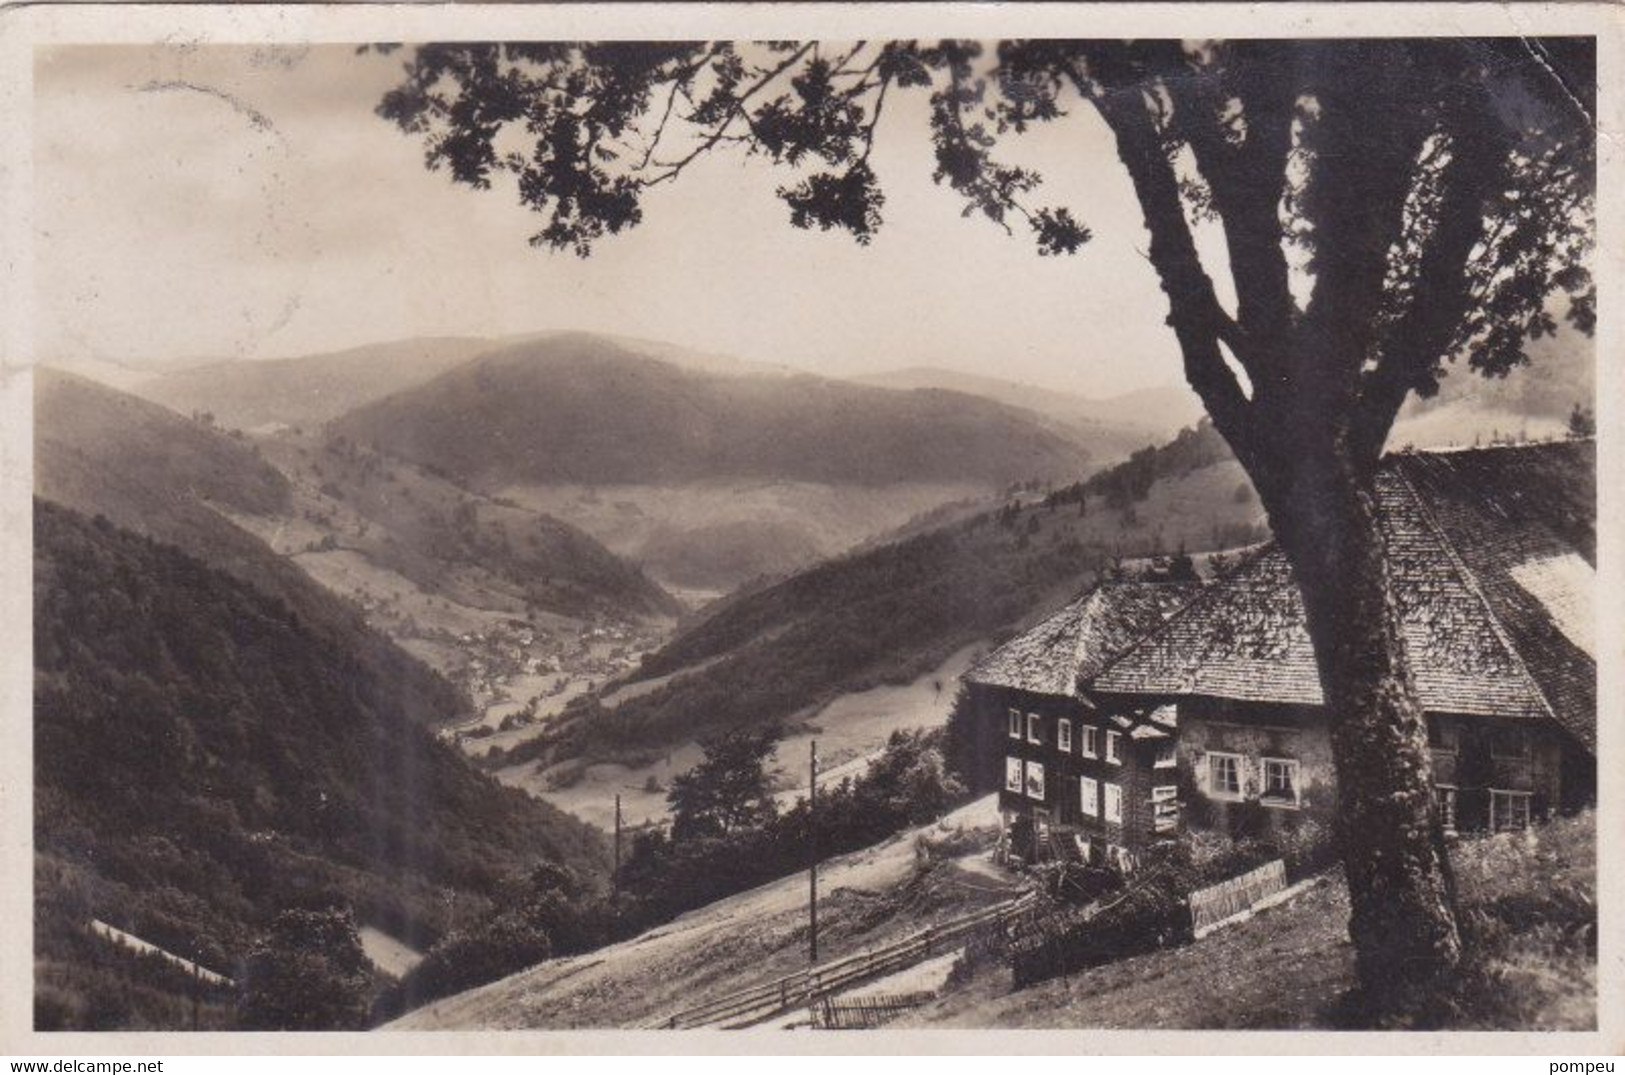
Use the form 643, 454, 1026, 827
33, 501, 609, 1030
250, 427, 680, 622
383, 808, 1592, 1032
899, 811, 1595, 1031
387, 796, 1017, 1030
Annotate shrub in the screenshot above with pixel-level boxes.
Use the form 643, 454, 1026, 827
1010, 848, 1194, 987
236, 907, 372, 1031
395, 911, 552, 1010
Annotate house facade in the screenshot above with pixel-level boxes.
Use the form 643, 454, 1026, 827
966, 442, 1596, 864
961, 580, 1198, 866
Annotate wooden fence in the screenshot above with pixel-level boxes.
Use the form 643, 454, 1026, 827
88, 919, 234, 987
811, 991, 936, 1030
651, 891, 1037, 1029
1187, 859, 1287, 938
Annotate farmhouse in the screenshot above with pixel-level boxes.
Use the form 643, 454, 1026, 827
958, 576, 1202, 867
963, 440, 1596, 866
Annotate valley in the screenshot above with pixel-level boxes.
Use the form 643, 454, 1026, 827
32, 324, 1596, 1032
494, 480, 989, 596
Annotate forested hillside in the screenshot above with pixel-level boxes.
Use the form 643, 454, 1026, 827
329, 333, 1097, 489
250, 428, 681, 623
36, 369, 470, 727
33, 502, 608, 1030
497, 425, 1268, 772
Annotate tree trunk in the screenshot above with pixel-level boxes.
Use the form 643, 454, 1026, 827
1261, 441, 1463, 1002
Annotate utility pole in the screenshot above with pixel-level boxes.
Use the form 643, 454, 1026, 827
190, 957, 200, 1032
612, 793, 623, 916
809, 739, 819, 966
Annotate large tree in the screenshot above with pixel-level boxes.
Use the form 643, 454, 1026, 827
375, 38, 1595, 1002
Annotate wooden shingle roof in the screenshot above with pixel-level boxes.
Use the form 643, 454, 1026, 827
964, 580, 1201, 698
1090, 441, 1595, 752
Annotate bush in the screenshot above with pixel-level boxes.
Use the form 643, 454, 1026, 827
395, 911, 552, 1010
1010, 848, 1194, 987
1332, 812, 1596, 1029
236, 907, 372, 1031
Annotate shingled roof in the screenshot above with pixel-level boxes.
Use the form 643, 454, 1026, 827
965, 580, 1201, 697
1090, 441, 1595, 752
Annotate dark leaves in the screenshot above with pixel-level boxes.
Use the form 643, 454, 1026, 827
779, 162, 885, 242
377, 39, 1103, 257
1032, 206, 1092, 256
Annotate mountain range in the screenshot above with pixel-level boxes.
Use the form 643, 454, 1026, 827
328, 333, 1100, 489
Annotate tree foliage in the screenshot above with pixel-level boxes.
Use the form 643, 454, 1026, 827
378, 39, 1592, 472
377, 35, 1596, 1000
667, 725, 784, 840
33, 500, 609, 1029
237, 907, 372, 1031
621, 729, 965, 927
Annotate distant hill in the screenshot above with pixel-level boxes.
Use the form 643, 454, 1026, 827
251, 427, 681, 623
850, 367, 1203, 457
34, 501, 608, 1030
127, 336, 503, 431
36, 369, 677, 634
329, 333, 1098, 489
36, 366, 293, 520
35, 369, 468, 727
122, 331, 804, 434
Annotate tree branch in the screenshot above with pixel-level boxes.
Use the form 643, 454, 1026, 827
1082, 70, 1259, 473
1296, 42, 1435, 418
1168, 41, 1299, 397
1352, 74, 1513, 464
643, 42, 816, 186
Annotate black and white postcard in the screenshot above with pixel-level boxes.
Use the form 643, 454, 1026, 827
0, 2, 1619, 1055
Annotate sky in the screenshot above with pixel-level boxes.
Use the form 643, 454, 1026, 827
32, 43, 1216, 398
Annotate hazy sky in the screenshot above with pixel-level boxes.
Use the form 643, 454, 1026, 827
33, 43, 1220, 397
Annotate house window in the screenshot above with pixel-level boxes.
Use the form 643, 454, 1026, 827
1057, 719, 1073, 753
1027, 713, 1044, 745
1103, 782, 1123, 824
1105, 730, 1122, 765
1491, 727, 1531, 761
1208, 752, 1243, 801
1079, 776, 1099, 818
1426, 719, 1459, 754
1025, 760, 1046, 802
1007, 709, 1022, 740
1005, 756, 1023, 794
1261, 757, 1300, 809
1435, 785, 1458, 834
1154, 739, 1177, 769
1079, 726, 1099, 758
1152, 786, 1179, 833
1489, 789, 1531, 832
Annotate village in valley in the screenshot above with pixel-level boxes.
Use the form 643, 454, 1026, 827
21, 29, 1605, 1043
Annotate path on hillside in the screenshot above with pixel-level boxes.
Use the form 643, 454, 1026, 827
387, 796, 1016, 1030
